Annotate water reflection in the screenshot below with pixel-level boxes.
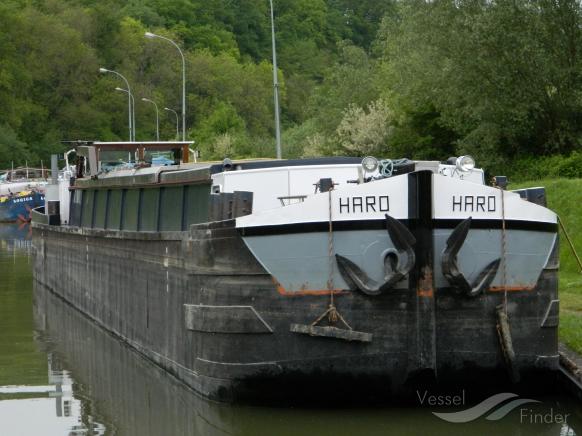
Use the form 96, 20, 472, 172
0, 223, 101, 435
0, 223, 581, 436
0, 222, 32, 255
33, 283, 249, 436
0, 354, 105, 435
32, 264, 582, 436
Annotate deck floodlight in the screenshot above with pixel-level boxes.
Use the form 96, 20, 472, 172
456, 155, 475, 172
362, 156, 379, 173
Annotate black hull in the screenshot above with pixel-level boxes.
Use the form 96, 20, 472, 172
32, 219, 559, 403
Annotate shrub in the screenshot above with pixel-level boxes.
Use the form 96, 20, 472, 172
494, 152, 582, 183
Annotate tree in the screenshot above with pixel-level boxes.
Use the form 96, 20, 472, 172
336, 99, 393, 155
309, 41, 379, 136
377, 0, 582, 165
0, 125, 33, 169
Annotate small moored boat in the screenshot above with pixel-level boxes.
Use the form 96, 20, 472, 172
0, 167, 47, 222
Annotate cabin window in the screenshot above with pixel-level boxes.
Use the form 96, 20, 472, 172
139, 188, 160, 231
94, 190, 108, 229
122, 189, 139, 231
106, 189, 122, 230
184, 184, 211, 227
159, 186, 183, 231
81, 190, 94, 228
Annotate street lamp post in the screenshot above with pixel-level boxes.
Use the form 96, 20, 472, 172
145, 32, 186, 141
142, 98, 160, 141
268, 0, 282, 159
115, 88, 136, 141
100, 68, 134, 141
164, 107, 179, 139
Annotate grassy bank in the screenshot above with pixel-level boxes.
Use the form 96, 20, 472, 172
512, 178, 582, 354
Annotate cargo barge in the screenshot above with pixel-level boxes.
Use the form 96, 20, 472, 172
32, 141, 560, 402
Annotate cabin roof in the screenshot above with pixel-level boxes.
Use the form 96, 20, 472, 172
74, 163, 213, 188
72, 157, 366, 189
207, 156, 362, 174
93, 141, 194, 150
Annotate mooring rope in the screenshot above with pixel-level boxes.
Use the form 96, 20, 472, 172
558, 216, 582, 273
309, 187, 352, 330
495, 186, 520, 381
499, 186, 508, 314
327, 189, 335, 304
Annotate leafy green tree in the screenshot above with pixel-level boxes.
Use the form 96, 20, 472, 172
309, 41, 379, 136
336, 99, 393, 155
0, 125, 33, 169
194, 101, 246, 159
327, 0, 396, 49
377, 0, 582, 165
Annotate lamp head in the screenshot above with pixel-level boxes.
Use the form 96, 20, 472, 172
99, 67, 108, 73
145, 32, 156, 39
361, 156, 379, 174
455, 155, 475, 172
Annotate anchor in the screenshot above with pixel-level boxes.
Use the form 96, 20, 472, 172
336, 214, 416, 296
441, 217, 501, 297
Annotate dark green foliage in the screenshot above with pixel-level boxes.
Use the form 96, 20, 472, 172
308, 42, 379, 136
377, 0, 582, 167
389, 108, 458, 161
497, 152, 582, 183
3, 0, 582, 170
0, 125, 33, 169
0, 0, 393, 167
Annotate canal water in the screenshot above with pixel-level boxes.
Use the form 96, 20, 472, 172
0, 223, 580, 436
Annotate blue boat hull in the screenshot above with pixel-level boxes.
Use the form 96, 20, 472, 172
0, 192, 45, 222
